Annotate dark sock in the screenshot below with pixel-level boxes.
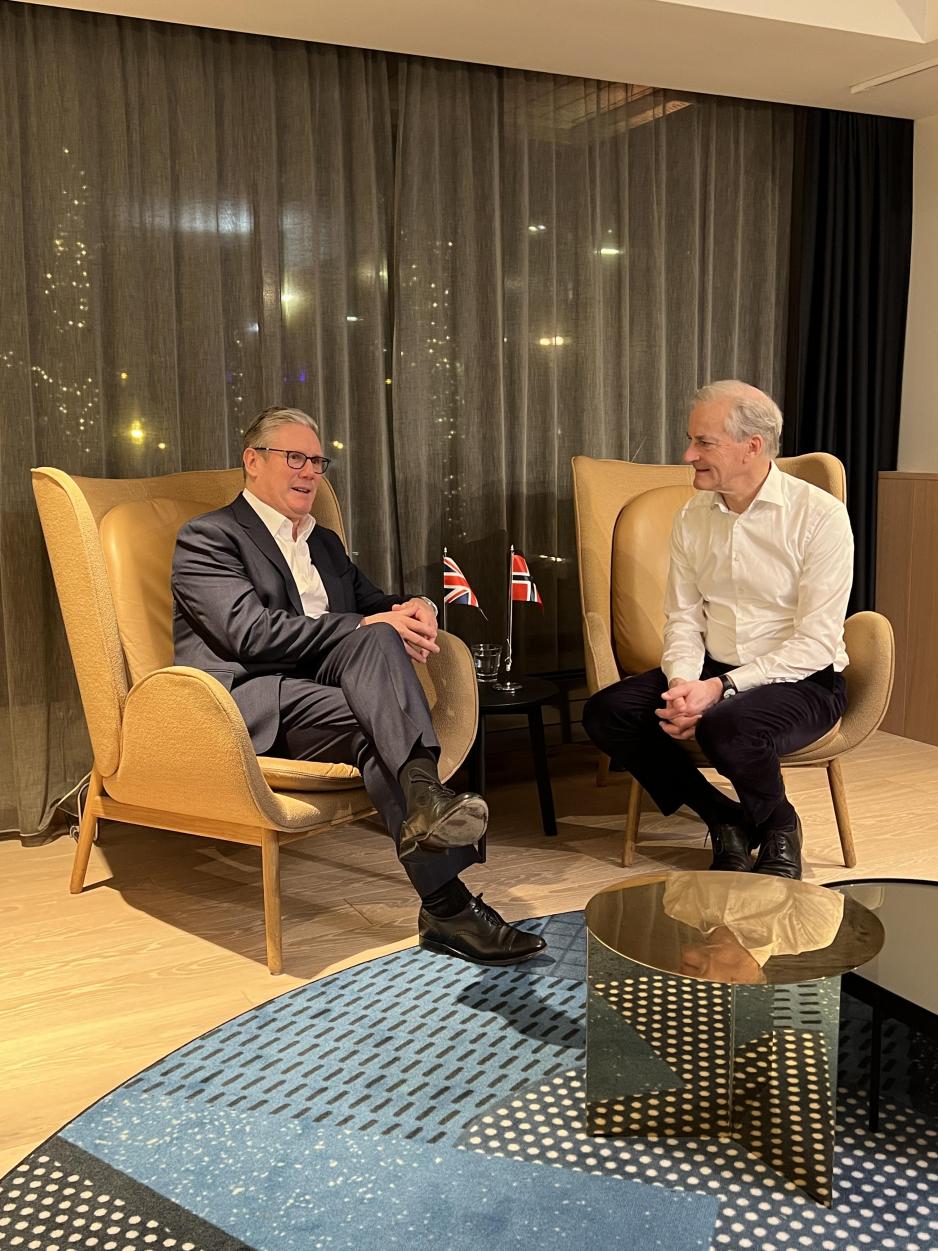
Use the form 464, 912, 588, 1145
683, 778, 746, 829
421, 876, 472, 918
757, 797, 798, 836
398, 745, 441, 792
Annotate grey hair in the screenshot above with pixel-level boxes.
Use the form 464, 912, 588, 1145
693, 381, 783, 459
242, 406, 319, 454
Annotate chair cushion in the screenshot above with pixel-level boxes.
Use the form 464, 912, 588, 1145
100, 496, 213, 684
259, 756, 363, 791
612, 484, 694, 675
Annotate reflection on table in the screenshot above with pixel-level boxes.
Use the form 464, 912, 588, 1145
585, 871, 884, 1205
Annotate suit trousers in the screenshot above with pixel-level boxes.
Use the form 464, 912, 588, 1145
582, 660, 847, 830
272, 622, 483, 897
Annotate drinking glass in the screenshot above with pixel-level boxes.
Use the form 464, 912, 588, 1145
470, 643, 502, 683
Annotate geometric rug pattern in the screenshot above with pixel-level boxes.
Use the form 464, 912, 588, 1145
2, 911, 938, 1251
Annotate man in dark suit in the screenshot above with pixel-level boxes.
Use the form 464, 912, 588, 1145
172, 405, 545, 965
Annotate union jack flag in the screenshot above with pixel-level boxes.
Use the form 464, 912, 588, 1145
443, 554, 481, 608
511, 551, 542, 605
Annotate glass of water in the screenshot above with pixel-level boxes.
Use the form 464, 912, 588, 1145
470, 643, 502, 683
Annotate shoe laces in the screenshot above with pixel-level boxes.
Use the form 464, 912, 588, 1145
759, 831, 793, 859
469, 892, 505, 928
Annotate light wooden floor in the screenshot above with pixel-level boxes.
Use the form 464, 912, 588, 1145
3, 729, 938, 1176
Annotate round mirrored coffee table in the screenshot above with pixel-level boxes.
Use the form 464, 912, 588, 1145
585, 871, 884, 1205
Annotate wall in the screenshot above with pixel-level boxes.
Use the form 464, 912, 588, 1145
898, 112, 938, 472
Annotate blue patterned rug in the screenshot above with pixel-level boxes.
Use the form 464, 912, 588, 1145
2, 911, 938, 1251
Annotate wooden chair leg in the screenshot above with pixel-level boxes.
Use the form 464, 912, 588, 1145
596, 754, 611, 788
623, 777, 642, 867
262, 830, 284, 975
827, 758, 857, 868
69, 767, 103, 894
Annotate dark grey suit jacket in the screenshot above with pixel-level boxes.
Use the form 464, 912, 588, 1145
172, 494, 398, 754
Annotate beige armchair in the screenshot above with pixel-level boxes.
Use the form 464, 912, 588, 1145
32, 466, 478, 973
572, 453, 895, 868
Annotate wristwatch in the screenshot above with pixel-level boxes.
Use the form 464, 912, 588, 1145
718, 673, 738, 700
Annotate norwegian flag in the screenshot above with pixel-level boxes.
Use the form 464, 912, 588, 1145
443, 554, 481, 609
510, 551, 542, 605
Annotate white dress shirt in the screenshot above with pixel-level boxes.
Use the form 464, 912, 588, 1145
662, 874, 845, 967
242, 489, 330, 619
661, 461, 853, 691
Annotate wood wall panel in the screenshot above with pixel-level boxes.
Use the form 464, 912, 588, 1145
877, 472, 938, 746
876, 475, 915, 733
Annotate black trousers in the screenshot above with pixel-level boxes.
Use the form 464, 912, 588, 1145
582, 658, 847, 830
272, 623, 482, 898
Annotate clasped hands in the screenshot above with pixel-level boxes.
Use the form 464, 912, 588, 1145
362, 598, 439, 664
656, 676, 725, 740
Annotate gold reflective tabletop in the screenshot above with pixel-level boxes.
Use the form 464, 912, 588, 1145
586, 871, 884, 986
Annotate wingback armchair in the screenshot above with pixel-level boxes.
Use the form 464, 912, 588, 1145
32, 466, 479, 973
571, 453, 895, 868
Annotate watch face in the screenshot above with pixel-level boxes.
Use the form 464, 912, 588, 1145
722, 687, 736, 699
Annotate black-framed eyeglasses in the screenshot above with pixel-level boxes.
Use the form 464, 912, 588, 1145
253, 447, 332, 473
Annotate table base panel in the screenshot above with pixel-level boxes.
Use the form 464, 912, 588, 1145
586, 941, 840, 1204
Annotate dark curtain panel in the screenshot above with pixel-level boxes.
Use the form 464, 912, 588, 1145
783, 109, 914, 611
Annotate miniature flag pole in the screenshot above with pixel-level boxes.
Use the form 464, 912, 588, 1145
443, 546, 449, 635
494, 544, 522, 693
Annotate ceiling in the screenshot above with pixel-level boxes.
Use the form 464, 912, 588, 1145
19, 0, 938, 118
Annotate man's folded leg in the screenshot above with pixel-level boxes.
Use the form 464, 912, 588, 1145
275, 673, 545, 965
694, 673, 848, 880
310, 624, 489, 857
583, 668, 751, 870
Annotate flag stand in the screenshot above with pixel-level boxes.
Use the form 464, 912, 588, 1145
494, 543, 522, 692
442, 546, 449, 636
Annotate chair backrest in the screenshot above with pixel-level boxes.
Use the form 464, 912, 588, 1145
32, 465, 348, 772
612, 483, 695, 675
100, 496, 219, 683
572, 452, 846, 684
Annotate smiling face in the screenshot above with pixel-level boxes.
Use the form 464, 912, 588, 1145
243, 422, 322, 526
679, 927, 765, 985
682, 396, 765, 498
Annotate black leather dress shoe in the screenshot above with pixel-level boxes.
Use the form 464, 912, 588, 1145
753, 816, 803, 879
418, 894, 547, 966
708, 822, 755, 873
399, 781, 488, 860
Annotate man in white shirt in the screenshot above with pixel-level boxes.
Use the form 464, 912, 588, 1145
172, 406, 545, 966
583, 380, 853, 879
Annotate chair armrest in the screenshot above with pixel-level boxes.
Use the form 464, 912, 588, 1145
106, 666, 307, 827
840, 611, 896, 751
415, 631, 479, 783
584, 611, 622, 694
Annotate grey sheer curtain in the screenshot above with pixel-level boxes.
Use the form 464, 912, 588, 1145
0, 4, 396, 835
0, 1, 793, 837
393, 62, 793, 669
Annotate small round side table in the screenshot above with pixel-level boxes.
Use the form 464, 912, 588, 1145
466, 676, 558, 837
